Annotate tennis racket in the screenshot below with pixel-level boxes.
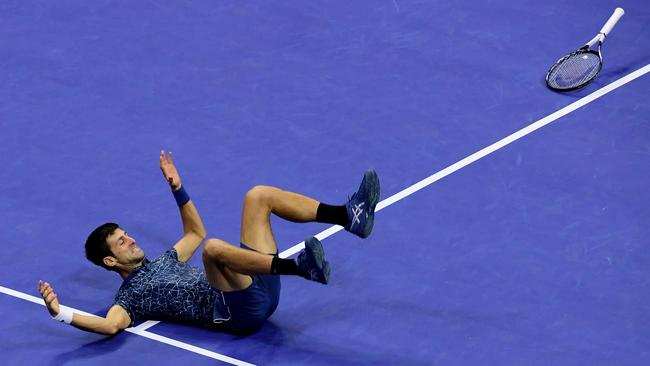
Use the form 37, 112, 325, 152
545, 8, 625, 91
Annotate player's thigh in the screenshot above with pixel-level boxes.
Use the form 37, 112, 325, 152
240, 186, 278, 255
202, 240, 252, 291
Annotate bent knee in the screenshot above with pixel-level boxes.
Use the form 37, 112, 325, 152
202, 238, 230, 261
244, 185, 278, 207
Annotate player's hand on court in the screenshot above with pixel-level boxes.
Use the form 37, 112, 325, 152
38, 280, 60, 317
160, 150, 182, 191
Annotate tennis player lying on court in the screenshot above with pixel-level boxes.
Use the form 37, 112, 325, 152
38, 151, 380, 335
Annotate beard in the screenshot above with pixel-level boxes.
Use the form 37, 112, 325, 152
130, 247, 145, 263
118, 246, 145, 266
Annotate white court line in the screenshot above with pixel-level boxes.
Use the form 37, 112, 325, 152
0, 285, 255, 366
128, 327, 254, 366
279, 63, 650, 259
1, 63, 649, 364
130, 320, 161, 332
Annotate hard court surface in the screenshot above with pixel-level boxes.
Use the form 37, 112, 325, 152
1, 1, 649, 365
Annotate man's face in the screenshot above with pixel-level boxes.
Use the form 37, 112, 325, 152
104, 228, 145, 268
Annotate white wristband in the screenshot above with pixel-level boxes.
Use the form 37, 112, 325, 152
53, 306, 73, 324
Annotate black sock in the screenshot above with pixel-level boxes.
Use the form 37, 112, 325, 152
316, 203, 348, 226
271, 257, 307, 277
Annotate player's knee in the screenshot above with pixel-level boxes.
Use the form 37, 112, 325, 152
244, 185, 275, 207
203, 238, 229, 261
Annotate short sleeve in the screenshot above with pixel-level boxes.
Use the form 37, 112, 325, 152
113, 300, 136, 326
148, 248, 179, 265
114, 289, 142, 325
163, 248, 179, 261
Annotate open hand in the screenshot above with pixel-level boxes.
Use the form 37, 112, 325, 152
38, 280, 60, 317
160, 150, 182, 191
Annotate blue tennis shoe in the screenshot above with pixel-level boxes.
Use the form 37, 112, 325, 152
297, 237, 330, 285
344, 170, 380, 238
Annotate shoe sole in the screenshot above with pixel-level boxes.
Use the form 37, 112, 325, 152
361, 170, 380, 238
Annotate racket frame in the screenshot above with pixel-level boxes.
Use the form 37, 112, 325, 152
545, 42, 603, 91
545, 8, 624, 91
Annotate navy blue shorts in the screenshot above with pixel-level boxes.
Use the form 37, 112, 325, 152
211, 243, 281, 334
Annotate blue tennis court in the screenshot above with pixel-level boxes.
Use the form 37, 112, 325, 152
1, 1, 649, 365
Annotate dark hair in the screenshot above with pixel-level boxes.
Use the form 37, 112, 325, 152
85, 223, 119, 271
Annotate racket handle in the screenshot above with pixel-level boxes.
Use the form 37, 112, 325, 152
600, 8, 624, 36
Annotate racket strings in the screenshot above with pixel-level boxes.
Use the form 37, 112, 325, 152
547, 51, 601, 90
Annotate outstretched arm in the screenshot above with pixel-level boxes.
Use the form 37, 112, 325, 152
38, 281, 131, 335
160, 151, 207, 263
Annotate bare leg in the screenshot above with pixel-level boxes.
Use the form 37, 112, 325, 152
240, 185, 320, 254
203, 185, 323, 291
202, 238, 273, 291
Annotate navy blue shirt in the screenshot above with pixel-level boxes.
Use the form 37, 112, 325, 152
114, 249, 218, 327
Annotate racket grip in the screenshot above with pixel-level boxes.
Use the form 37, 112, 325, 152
600, 8, 624, 36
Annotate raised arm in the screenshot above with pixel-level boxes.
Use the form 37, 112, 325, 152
38, 281, 131, 335
159, 151, 207, 262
